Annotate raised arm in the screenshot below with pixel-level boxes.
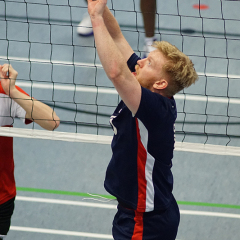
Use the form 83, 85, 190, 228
88, 0, 141, 115
102, 7, 134, 62
0, 64, 60, 130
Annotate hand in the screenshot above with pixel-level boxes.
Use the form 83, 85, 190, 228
0, 64, 18, 96
88, 0, 107, 19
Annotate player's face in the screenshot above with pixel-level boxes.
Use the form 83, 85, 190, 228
134, 50, 167, 91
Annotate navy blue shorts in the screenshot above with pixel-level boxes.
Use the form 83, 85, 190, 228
0, 197, 15, 236
112, 198, 180, 240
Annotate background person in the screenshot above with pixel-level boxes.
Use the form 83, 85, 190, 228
141, 0, 157, 57
77, 0, 157, 57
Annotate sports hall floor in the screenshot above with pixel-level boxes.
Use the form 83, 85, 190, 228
1, 0, 240, 239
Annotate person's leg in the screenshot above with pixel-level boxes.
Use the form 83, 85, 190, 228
77, 0, 93, 36
0, 198, 15, 238
142, 198, 180, 240
113, 199, 180, 240
141, 0, 157, 57
112, 205, 136, 240
141, 0, 156, 38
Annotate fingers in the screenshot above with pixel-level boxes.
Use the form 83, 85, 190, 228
0, 64, 11, 78
0, 64, 18, 79
0, 65, 6, 79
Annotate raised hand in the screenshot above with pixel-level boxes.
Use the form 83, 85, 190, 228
0, 64, 18, 96
88, 0, 107, 19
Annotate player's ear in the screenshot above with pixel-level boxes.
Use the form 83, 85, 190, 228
153, 79, 168, 90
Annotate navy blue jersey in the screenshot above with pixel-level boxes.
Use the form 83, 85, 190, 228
104, 53, 177, 212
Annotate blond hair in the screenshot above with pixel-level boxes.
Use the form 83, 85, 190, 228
153, 41, 198, 96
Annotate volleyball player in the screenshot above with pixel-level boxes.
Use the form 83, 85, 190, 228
88, 0, 198, 239
0, 64, 60, 239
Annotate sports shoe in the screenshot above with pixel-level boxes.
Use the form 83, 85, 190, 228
77, 13, 93, 36
143, 38, 157, 58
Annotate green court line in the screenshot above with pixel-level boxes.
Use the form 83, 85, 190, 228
17, 187, 240, 210
17, 187, 116, 200
177, 201, 240, 210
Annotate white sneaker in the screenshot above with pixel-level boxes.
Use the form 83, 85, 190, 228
143, 38, 157, 58
77, 13, 93, 36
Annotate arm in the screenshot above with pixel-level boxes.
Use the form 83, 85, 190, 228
88, 0, 141, 115
0, 64, 60, 130
102, 7, 134, 62
141, 0, 156, 38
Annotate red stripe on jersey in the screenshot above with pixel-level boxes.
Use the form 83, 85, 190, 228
135, 119, 147, 212
0, 83, 5, 94
131, 211, 144, 240
16, 85, 29, 96
0, 82, 30, 96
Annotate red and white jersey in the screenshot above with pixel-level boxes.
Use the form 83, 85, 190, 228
0, 83, 31, 205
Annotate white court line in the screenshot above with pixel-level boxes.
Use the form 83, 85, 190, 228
175, 94, 240, 104
174, 141, 240, 157
197, 71, 240, 79
16, 196, 240, 219
10, 226, 113, 239
16, 196, 117, 209
0, 55, 103, 68
0, 127, 113, 144
1, 127, 240, 156
1, 55, 240, 104
10, 226, 182, 240
180, 210, 240, 219
14, 80, 240, 104
1, 55, 240, 79
16, 81, 118, 95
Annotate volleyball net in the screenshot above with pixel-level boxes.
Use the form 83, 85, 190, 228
1, 0, 240, 154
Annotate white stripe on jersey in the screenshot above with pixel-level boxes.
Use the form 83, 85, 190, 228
137, 119, 155, 212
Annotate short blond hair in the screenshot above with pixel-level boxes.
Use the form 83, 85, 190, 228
153, 41, 198, 96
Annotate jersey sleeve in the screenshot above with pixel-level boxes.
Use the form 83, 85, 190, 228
135, 87, 176, 130
127, 53, 141, 72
